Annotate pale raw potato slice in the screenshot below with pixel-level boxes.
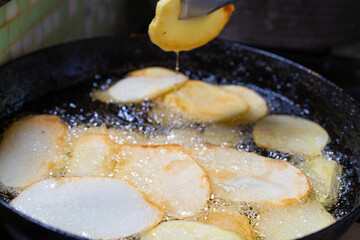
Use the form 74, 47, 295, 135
163, 81, 248, 122
221, 85, 268, 124
253, 115, 329, 156
68, 133, 118, 176
255, 199, 335, 239
148, 128, 204, 151
11, 177, 164, 239
0, 115, 68, 189
142, 220, 248, 240
188, 146, 310, 206
114, 144, 210, 219
108, 75, 188, 103
301, 155, 342, 207
148, 0, 235, 52
203, 212, 254, 240
202, 123, 243, 146
127, 67, 186, 78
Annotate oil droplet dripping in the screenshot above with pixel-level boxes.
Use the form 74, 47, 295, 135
175, 52, 180, 73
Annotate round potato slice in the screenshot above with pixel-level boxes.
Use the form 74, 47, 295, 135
253, 115, 329, 156
188, 146, 310, 206
148, 0, 235, 52
221, 85, 268, 124
142, 220, 248, 240
0, 115, 68, 188
163, 80, 248, 122
203, 212, 254, 240
68, 133, 118, 176
255, 199, 335, 240
114, 144, 210, 219
108, 75, 188, 103
11, 177, 164, 239
127, 67, 186, 78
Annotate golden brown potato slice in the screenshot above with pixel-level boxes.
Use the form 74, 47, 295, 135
221, 85, 268, 124
67, 133, 118, 176
11, 177, 164, 239
148, 0, 234, 52
142, 220, 248, 240
253, 115, 329, 156
114, 144, 210, 219
203, 212, 254, 240
163, 80, 248, 122
255, 199, 335, 239
0, 115, 68, 188
301, 155, 342, 207
188, 146, 310, 206
127, 67, 186, 78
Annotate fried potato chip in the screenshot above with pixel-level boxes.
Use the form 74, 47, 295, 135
163, 81, 248, 122
127, 67, 186, 78
148, 0, 234, 52
255, 199, 335, 239
221, 85, 268, 124
203, 212, 254, 240
114, 144, 210, 219
11, 177, 164, 239
188, 146, 310, 206
142, 220, 248, 240
0, 115, 68, 188
301, 155, 342, 207
253, 115, 329, 156
68, 133, 118, 176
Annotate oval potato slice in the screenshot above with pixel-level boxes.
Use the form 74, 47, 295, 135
68, 133, 118, 176
188, 146, 310, 206
300, 155, 342, 207
253, 115, 329, 156
203, 212, 254, 240
114, 144, 210, 219
148, 0, 235, 52
221, 85, 268, 124
127, 67, 186, 78
11, 177, 164, 239
163, 80, 248, 122
0, 115, 68, 188
142, 220, 248, 240
108, 75, 188, 103
255, 199, 335, 239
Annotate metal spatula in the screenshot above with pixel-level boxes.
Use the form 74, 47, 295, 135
179, 0, 236, 19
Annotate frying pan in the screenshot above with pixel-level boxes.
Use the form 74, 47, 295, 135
0, 36, 359, 239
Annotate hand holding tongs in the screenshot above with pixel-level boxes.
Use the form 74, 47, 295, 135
179, 0, 237, 19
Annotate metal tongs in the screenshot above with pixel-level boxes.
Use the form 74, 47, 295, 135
179, 0, 236, 19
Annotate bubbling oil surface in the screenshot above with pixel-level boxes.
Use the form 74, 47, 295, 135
0, 71, 358, 239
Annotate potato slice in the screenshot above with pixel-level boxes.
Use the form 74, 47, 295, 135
0, 115, 68, 188
301, 155, 342, 207
11, 177, 164, 239
114, 144, 210, 219
108, 75, 188, 103
253, 115, 329, 156
142, 220, 248, 240
202, 123, 243, 147
203, 212, 254, 240
188, 146, 310, 206
221, 85, 268, 124
67, 133, 118, 176
148, 0, 235, 52
163, 81, 248, 122
127, 67, 186, 78
255, 199, 335, 239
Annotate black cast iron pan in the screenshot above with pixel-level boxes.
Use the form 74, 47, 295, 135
0, 36, 359, 239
